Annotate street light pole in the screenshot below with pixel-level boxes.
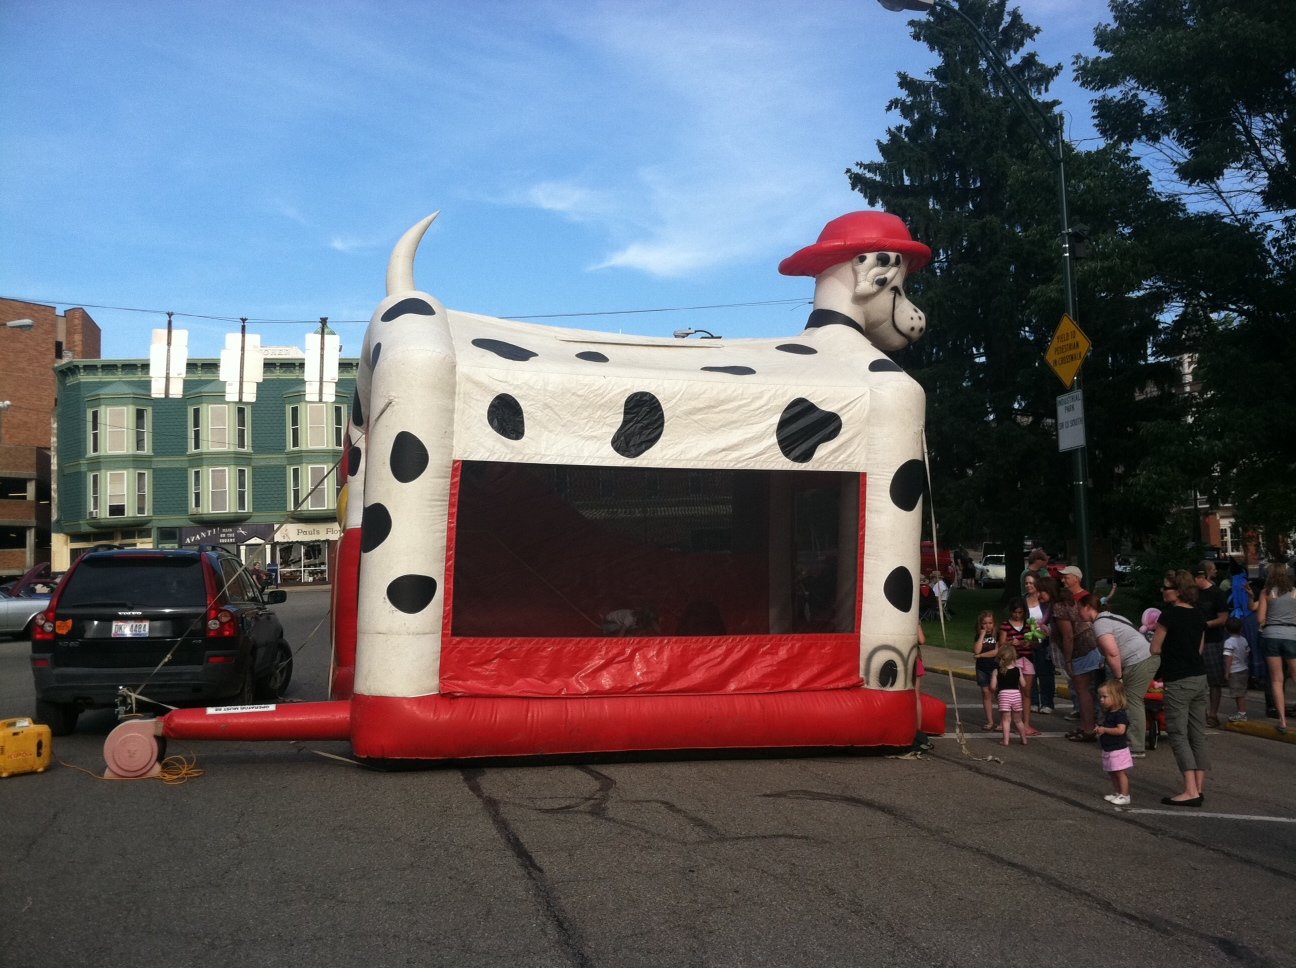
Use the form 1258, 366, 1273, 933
876, 0, 1091, 581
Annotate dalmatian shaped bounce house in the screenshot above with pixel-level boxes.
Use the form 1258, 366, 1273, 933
149, 210, 946, 763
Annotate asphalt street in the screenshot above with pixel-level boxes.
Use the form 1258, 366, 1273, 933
3, 588, 1294, 968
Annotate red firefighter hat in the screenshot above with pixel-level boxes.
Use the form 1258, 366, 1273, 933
779, 211, 931, 277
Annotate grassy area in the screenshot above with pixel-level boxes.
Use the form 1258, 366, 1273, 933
920, 586, 1009, 652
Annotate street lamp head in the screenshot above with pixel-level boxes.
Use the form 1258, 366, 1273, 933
4, 319, 35, 330
876, 0, 935, 12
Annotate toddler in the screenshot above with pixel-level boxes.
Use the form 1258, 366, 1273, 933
1095, 680, 1132, 806
1223, 616, 1250, 722
989, 642, 1029, 746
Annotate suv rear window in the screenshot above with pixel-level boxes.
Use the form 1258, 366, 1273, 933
59, 557, 208, 609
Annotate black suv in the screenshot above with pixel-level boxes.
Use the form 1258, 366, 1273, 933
30, 548, 293, 735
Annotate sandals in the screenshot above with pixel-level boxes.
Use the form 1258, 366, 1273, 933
1065, 730, 1096, 742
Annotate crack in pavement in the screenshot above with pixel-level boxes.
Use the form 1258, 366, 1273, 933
460, 767, 594, 968
528, 765, 815, 846
762, 787, 1278, 968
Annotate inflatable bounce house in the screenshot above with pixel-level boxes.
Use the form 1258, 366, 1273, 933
117, 210, 946, 768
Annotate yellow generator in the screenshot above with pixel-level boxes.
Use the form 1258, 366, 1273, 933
0, 718, 53, 778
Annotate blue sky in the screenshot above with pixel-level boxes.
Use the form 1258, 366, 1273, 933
1, 0, 1104, 358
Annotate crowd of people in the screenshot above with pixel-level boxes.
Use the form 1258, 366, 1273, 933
942, 550, 1296, 808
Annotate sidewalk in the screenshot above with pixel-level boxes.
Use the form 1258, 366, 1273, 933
921, 641, 1295, 744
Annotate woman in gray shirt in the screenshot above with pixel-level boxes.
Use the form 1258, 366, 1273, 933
1080, 595, 1160, 756
1258, 563, 1296, 734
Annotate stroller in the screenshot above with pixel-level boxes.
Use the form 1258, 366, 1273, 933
1143, 679, 1168, 750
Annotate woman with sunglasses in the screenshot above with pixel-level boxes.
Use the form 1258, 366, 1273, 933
1149, 570, 1209, 806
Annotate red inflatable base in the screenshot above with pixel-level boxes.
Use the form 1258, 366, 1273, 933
158, 690, 945, 761
348, 689, 946, 760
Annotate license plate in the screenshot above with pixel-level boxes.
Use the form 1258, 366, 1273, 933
111, 620, 150, 638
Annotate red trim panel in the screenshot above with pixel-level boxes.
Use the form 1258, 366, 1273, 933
329, 528, 362, 700
920, 692, 944, 735
162, 701, 352, 742
350, 689, 942, 760
439, 633, 862, 697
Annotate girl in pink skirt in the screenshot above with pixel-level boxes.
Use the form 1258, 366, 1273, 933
1095, 680, 1133, 806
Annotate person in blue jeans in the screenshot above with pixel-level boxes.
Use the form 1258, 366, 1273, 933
1026, 574, 1056, 713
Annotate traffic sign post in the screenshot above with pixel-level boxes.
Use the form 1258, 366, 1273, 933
1044, 314, 1092, 581
1045, 314, 1091, 389
1056, 389, 1085, 452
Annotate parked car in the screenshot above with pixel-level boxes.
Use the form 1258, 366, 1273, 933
919, 541, 957, 585
29, 548, 292, 736
0, 586, 53, 639
977, 554, 1007, 587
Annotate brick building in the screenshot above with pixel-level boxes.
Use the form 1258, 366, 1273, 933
0, 298, 102, 578
53, 351, 357, 584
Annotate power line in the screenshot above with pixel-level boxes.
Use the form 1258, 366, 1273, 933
6, 295, 811, 327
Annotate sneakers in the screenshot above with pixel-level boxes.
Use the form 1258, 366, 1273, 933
1228, 712, 1248, 722
1109, 794, 1131, 806
1039, 706, 1054, 715
1066, 709, 1080, 721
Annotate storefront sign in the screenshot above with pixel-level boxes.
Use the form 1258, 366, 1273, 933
274, 522, 342, 543
181, 524, 276, 546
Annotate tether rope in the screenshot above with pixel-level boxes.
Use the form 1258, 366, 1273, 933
922, 428, 1001, 764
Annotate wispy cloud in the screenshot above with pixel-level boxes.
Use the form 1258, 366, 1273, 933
508, 3, 880, 278
329, 235, 381, 254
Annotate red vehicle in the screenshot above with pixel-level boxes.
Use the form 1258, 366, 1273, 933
920, 541, 957, 584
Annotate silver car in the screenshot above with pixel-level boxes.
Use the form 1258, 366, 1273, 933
0, 588, 51, 639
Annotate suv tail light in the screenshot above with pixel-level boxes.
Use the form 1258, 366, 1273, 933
32, 570, 71, 643
32, 610, 56, 643
205, 606, 238, 639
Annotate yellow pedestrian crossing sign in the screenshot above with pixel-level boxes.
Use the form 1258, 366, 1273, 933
1045, 314, 1091, 389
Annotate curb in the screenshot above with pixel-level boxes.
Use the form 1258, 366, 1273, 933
925, 664, 1295, 744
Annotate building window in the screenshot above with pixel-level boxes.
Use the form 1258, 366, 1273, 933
210, 468, 229, 513
104, 406, 127, 453
88, 405, 150, 455
192, 466, 249, 514
89, 470, 145, 519
289, 403, 342, 450
290, 464, 332, 510
190, 404, 250, 453
210, 406, 228, 450
107, 471, 126, 517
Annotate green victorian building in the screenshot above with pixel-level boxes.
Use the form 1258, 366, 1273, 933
53, 350, 357, 584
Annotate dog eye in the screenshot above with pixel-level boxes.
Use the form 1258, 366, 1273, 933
857, 255, 868, 264
877, 253, 892, 266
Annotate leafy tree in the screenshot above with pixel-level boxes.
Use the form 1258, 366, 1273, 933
848, 0, 1183, 568
1076, 0, 1296, 548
